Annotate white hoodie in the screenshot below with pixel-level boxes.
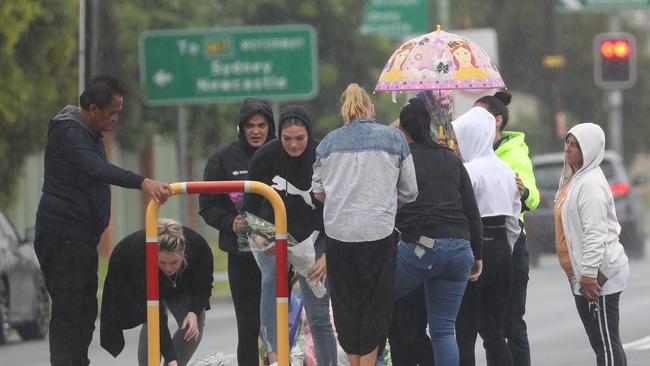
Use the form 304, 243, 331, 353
556, 123, 629, 295
452, 107, 521, 248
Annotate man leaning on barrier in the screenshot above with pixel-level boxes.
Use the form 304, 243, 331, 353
34, 75, 171, 366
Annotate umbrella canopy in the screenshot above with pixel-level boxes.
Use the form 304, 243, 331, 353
375, 26, 505, 92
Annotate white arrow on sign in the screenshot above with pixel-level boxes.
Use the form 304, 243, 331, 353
153, 69, 173, 87
557, 0, 583, 10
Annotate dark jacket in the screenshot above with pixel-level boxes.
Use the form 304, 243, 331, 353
396, 142, 483, 259
100, 227, 213, 363
36, 105, 145, 241
243, 105, 323, 242
199, 98, 276, 254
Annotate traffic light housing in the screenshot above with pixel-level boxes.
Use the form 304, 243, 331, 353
594, 32, 637, 89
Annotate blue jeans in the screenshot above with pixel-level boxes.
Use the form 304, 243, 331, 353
257, 240, 337, 366
394, 239, 474, 366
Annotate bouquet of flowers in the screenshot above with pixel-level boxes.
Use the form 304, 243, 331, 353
236, 211, 282, 252
229, 192, 245, 212
416, 89, 456, 150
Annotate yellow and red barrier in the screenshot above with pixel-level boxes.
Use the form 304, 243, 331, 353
145, 181, 288, 366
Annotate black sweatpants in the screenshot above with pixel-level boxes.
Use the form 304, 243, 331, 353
575, 292, 627, 366
456, 222, 513, 366
34, 228, 99, 366
326, 233, 398, 356
227, 252, 261, 366
504, 229, 531, 366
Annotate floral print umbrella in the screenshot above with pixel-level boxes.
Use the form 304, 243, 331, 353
375, 26, 505, 150
375, 26, 505, 92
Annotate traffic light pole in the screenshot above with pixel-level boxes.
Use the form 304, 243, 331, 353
177, 106, 188, 224
607, 14, 624, 158
547, 0, 564, 145
607, 90, 624, 158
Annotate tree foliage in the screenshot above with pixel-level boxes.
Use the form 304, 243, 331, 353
0, 0, 77, 208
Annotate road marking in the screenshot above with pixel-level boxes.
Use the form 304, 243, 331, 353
623, 335, 650, 350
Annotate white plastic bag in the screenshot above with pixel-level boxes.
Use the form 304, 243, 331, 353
288, 231, 326, 298
189, 352, 231, 366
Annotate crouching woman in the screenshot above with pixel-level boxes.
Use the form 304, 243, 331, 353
100, 218, 214, 366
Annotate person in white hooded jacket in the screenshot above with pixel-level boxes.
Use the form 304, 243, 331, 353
452, 106, 521, 366
554, 122, 629, 366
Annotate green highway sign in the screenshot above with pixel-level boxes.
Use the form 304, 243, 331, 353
139, 25, 318, 105
360, 0, 428, 39
556, 0, 650, 12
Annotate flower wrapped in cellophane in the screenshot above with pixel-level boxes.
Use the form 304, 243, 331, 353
236, 212, 326, 298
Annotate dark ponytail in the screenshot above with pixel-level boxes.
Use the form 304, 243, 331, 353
475, 91, 511, 130
399, 98, 434, 145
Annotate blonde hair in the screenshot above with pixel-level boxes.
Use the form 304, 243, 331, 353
158, 218, 187, 267
340, 83, 372, 123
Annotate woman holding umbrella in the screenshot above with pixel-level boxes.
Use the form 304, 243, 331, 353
391, 98, 483, 366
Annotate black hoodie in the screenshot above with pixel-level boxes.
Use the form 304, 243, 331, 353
199, 98, 276, 254
243, 105, 322, 242
36, 105, 145, 241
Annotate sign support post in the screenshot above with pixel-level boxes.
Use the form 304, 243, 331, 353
177, 106, 187, 223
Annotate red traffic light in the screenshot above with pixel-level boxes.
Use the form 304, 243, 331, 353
594, 32, 637, 89
600, 39, 631, 59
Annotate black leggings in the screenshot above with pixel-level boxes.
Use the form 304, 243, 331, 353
504, 229, 531, 366
388, 284, 433, 366
456, 221, 513, 366
575, 292, 627, 366
227, 253, 261, 366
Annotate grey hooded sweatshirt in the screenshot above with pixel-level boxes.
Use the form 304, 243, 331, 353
557, 123, 629, 295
